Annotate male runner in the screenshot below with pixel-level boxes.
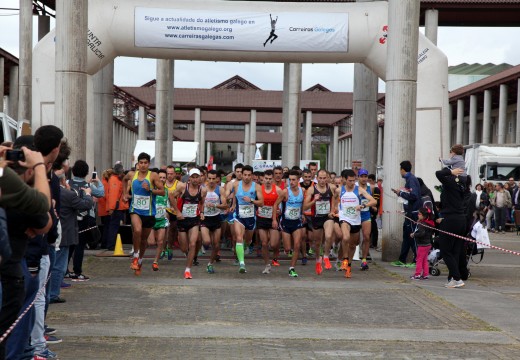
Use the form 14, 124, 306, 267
201, 170, 228, 274
357, 168, 374, 270
273, 170, 305, 277
152, 169, 175, 271
300, 169, 314, 264
256, 170, 283, 274
334, 169, 376, 278
163, 165, 181, 260
225, 164, 243, 262
233, 165, 264, 273
123, 152, 165, 276
303, 169, 337, 275
273, 166, 285, 190
172, 168, 207, 279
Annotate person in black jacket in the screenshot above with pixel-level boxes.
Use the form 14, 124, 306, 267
436, 165, 467, 288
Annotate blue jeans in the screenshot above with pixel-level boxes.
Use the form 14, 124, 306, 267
45, 246, 56, 317
30, 255, 50, 354
398, 218, 417, 263
6, 259, 39, 360
49, 246, 69, 301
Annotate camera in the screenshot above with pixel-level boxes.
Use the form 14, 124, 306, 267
5, 149, 25, 162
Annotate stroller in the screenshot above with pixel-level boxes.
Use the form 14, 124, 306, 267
428, 236, 442, 276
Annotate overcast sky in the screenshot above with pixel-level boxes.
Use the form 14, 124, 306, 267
1, 2, 519, 91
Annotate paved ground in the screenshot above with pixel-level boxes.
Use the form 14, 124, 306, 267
45, 231, 520, 359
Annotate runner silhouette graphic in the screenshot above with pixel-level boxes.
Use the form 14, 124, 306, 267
263, 14, 278, 47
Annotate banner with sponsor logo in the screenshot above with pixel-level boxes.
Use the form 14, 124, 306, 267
252, 160, 282, 172
135, 8, 348, 52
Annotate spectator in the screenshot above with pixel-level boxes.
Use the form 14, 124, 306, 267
106, 163, 129, 251
98, 169, 113, 249
491, 182, 511, 234
485, 182, 495, 231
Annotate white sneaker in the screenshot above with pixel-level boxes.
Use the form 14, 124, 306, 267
445, 279, 465, 288
262, 264, 271, 274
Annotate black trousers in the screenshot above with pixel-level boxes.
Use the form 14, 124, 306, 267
438, 214, 467, 281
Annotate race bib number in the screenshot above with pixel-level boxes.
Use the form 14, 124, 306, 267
360, 198, 370, 212
315, 200, 330, 215
182, 203, 198, 218
238, 204, 255, 218
342, 206, 357, 219
285, 207, 301, 220
258, 206, 273, 218
156, 205, 166, 219
204, 203, 219, 217
133, 195, 150, 211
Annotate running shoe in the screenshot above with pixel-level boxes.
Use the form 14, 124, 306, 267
239, 263, 247, 273
404, 263, 416, 268
45, 335, 62, 344
233, 258, 240, 266
134, 264, 142, 276
315, 262, 323, 275
271, 259, 280, 267
248, 245, 254, 255
207, 264, 215, 274
34, 348, 58, 359
152, 262, 159, 271
44, 326, 57, 335
410, 275, 421, 280
70, 273, 90, 282
307, 248, 315, 256
216, 252, 221, 262
301, 257, 308, 266
64, 271, 73, 279
390, 260, 405, 267
159, 250, 166, 260
184, 270, 192, 279
130, 257, 139, 270
323, 257, 332, 270
445, 279, 464, 288
287, 250, 293, 257
421, 275, 429, 280
344, 265, 352, 278
334, 261, 342, 271
262, 264, 271, 274
288, 268, 298, 277
340, 259, 348, 271
167, 248, 173, 261
360, 261, 369, 271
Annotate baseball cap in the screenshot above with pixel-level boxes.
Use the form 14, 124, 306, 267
174, 167, 182, 173
358, 168, 369, 176
189, 168, 201, 177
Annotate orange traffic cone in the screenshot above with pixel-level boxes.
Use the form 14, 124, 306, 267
113, 234, 127, 256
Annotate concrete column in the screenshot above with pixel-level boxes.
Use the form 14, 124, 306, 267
200, 122, 206, 165
8, 66, 18, 119
250, 110, 257, 161
207, 142, 211, 164
18, 0, 32, 122
304, 111, 312, 159
194, 108, 201, 163
267, 143, 272, 160
55, 0, 88, 162
282, 63, 302, 166
244, 123, 250, 165
0, 58, 4, 112
281, 64, 289, 165
155, 59, 172, 167
352, 64, 379, 173
377, 126, 383, 166
456, 99, 464, 144
332, 125, 339, 173
236, 142, 241, 162
468, 94, 478, 145
138, 107, 147, 140
167, 60, 174, 166
424, 9, 439, 45
481, 90, 491, 144
381, 0, 420, 262
88, 61, 114, 172
346, 138, 352, 167
38, 15, 51, 41
517, 79, 520, 144
498, 84, 508, 144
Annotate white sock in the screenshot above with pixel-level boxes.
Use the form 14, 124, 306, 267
185, 267, 191, 272
133, 252, 139, 258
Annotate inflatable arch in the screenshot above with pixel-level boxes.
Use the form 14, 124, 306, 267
32, 0, 449, 185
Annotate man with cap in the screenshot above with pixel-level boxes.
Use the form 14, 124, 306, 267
357, 168, 373, 271
171, 168, 207, 279
106, 163, 129, 251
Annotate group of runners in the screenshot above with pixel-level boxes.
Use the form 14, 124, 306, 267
123, 152, 380, 279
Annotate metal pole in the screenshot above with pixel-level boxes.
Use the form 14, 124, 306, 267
55, 0, 88, 162
200, 122, 206, 165
18, 0, 32, 122
498, 84, 508, 144
194, 108, 201, 163
244, 123, 250, 165
468, 95, 477, 145
305, 110, 312, 160
381, 0, 420, 262
456, 99, 464, 144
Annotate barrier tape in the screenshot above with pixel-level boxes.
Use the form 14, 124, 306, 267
382, 202, 520, 257
78, 225, 99, 234
0, 274, 51, 344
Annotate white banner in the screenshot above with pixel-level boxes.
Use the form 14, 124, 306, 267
135, 8, 348, 52
252, 160, 282, 172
